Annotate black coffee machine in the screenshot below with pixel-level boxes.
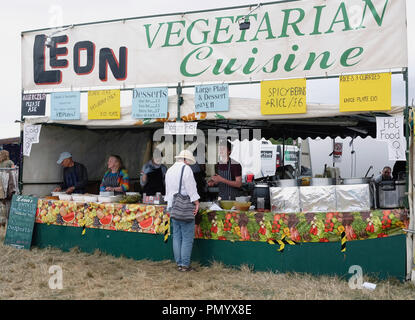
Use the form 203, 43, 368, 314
251, 183, 271, 210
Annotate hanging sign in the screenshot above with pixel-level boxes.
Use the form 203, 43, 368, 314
195, 84, 229, 112
132, 87, 168, 119
88, 90, 120, 119
340, 72, 391, 112
21, 93, 46, 116
21, 0, 408, 91
51, 91, 81, 120
4, 195, 38, 250
164, 122, 197, 135
376, 117, 406, 161
261, 79, 306, 115
23, 124, 42, 156
333, 142, 343, 163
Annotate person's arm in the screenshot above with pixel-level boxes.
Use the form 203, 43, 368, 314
212, 175, 242, 188
118, 169, 130, 192
140, 164, 148, 187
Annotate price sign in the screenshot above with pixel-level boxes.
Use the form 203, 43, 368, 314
88, 90, 120, 119
340, 72, 391, 112
261, 79, 306, 115
51, 91, 81, 120
195, 84, 229, 112
132, 87, 168, 119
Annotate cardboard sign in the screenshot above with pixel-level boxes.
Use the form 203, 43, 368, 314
376, 117, 406, 161
88, 90, 120, 119
340, 73, 391, 112
132, 87, 168, 119
4, 195, 38, 249
261, 79, 306, 115
195, 84, 229, 112
51, 91, 81, 120
21, 93, 46, 116
23, 124, 41, 156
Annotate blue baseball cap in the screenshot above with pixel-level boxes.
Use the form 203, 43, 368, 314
57, 152, 72, 164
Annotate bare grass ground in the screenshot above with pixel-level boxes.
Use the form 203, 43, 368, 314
0, 225, 414, 300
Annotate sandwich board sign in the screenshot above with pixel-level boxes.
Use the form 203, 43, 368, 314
4, 195, 38, 250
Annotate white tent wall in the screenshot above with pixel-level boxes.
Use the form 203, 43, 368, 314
22, 125, 153, 196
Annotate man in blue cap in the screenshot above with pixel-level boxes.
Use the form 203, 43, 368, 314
53, 152, 88, 194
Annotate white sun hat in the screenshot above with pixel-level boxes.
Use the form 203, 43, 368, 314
174, 150, 196, 165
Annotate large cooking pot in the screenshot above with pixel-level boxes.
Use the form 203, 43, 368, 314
251, 183, 270, 210
395, 180, 406, 207
378, 180, 399, 208
342, 177, 372, 185
273, 179, 301, 188
309, 178, 336, 186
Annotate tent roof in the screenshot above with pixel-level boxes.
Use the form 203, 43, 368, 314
25, 94, 405, 139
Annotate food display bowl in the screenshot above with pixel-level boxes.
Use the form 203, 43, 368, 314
234, 201, 251, 211
220, 200, 235, 210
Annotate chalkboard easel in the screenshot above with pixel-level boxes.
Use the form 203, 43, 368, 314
4, 194, 38, 249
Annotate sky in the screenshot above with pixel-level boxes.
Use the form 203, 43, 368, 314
0, 0, 414, 139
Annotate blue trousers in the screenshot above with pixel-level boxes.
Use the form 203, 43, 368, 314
171, 218, 195, 267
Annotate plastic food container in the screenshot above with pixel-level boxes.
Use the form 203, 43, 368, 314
83, 195, 98, 202
58, 194, 72, 201
71, 194, 85, 202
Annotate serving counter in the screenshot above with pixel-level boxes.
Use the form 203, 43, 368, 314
32, 198, 410, 280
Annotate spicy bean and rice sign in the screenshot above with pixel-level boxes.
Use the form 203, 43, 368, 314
21, 0, 407, 91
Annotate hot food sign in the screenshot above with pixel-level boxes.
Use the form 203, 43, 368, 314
21, 0, 407, 91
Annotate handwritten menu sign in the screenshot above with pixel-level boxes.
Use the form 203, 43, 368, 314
51, 91, 81, 120
164, 122, 197, 135
23, 124, 41, 156
21, 93, 46, 116
132, 87, 168, 119
195, 84, 229, 112
88, 90, 120, 119
261, 79, 306, 115
4, 195, 38, 249
340, 72, 391, 112
376, 117, 406, 161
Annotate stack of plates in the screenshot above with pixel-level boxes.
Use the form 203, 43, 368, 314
58, 194, 72, 201
71, 194, 85, 202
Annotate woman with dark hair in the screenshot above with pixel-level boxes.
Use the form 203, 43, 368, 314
100, 155, 129, 194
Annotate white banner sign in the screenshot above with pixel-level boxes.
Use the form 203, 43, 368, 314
164, 122, 197, 135
376, 117, 406, 161
22, 0, 407, 91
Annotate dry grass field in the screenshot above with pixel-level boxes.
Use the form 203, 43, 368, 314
0, 225, 414, 300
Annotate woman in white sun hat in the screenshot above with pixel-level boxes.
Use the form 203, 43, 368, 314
165, 150, 200, 272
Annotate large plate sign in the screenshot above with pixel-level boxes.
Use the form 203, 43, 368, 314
4, 195, 38, 249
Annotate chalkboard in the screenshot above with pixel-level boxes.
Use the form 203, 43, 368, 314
4, 195, 38, 249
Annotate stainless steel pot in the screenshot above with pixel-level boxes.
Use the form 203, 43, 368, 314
273, 179, 301, 188
309, 178, 336, 186
378, 181, 399, 208
252, 183, 270, 210
342, 177, 372, 185
395, 180, 406, 207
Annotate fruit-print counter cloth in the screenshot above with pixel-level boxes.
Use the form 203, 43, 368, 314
194, 208, 409, 243
35, 199, 168, 234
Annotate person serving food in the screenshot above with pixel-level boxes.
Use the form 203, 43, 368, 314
100, 155, 129, 194
208, 141, 242, 200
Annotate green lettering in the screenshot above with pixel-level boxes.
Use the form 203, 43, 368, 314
304, 52, 334, 70
262, 54, 282, 73
180, 46, 212, 77
212, 16, 234, 44
186, 19, 209, 45
284, 45, 300, 71
358, 0, 389, 29
242, 48, 259, 74
251, 12, 276, 41
340, 47, 364, 67
279, 8, 305, 38
162, 20, 186, 47
144, 23, 164, 48
326, 3, 353, 34
212, 58, 240, 75
310, 5, 326, 35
